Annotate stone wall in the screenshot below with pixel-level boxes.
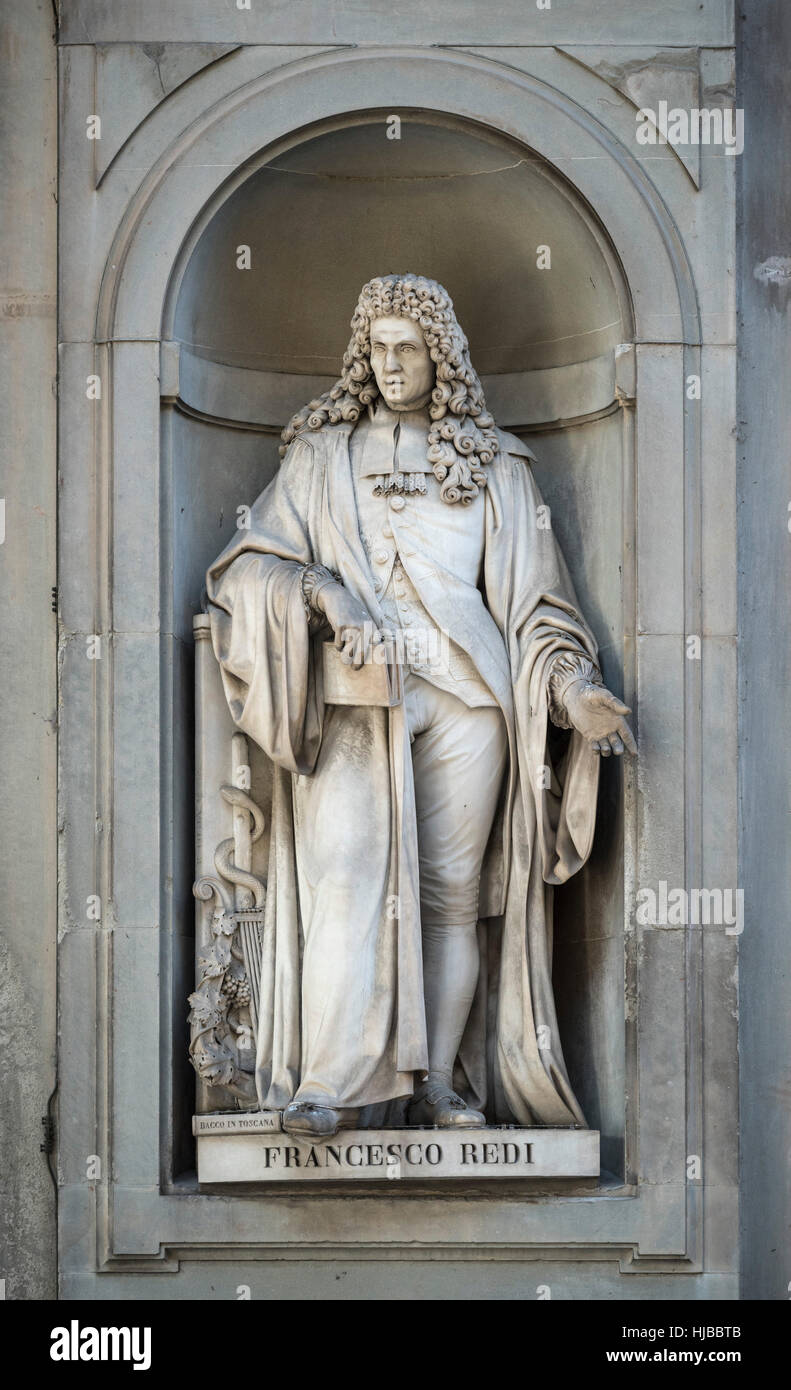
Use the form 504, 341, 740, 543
737, 0, 791, 1303
0, 0, 788, 1301
0, 0, 58, 1302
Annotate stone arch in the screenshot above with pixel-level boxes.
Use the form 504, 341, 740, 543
93, 46, 700, 346
87, 43, 703, 1200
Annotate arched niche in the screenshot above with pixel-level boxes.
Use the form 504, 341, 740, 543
168, 113, 633, 1171
172, 117, 627, 378
73, 47, 705, 1261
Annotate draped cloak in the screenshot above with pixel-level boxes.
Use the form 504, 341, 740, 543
206, 421, 601, 1127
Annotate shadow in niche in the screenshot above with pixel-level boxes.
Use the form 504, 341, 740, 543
553, 756, 625, 1181
165, 113, 629, 1183
531, 415, 627, 1182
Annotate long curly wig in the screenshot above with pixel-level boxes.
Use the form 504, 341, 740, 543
279, 274, 499, 505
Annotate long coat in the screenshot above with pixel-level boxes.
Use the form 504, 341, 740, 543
207, 421, 601, 1126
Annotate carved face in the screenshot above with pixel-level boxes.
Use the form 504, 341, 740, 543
369, 316, 435, 411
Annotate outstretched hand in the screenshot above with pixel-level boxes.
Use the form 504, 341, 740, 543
563, 680, 637, 757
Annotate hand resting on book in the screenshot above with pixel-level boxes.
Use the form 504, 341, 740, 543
316, 580, 383, 669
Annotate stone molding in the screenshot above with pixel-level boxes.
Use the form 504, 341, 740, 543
56, 39, 736, 1291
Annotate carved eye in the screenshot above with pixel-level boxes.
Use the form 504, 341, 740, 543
400, 343, 416, 353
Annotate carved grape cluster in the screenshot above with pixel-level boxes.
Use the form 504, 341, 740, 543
222, 973, 251, 1008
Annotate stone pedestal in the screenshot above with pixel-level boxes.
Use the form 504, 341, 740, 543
194, 1116, 600, 1184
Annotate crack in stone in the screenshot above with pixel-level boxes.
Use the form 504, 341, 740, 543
263, 157, 531, 183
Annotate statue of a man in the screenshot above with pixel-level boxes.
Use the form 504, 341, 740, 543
207, 274, 635, 1139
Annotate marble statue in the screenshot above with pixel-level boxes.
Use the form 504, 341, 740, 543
203, 274, 635, 1140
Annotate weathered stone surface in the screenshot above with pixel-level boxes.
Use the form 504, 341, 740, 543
59, 0, 734, 47
0, 0, 57, 1301
737, 0, 791, 1301
94, 43, 238, 181
560, 46, 702, 186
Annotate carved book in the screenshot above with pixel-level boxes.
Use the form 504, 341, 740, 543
321, 640, 404, 708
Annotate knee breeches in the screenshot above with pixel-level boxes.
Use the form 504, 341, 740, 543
405, 673, 508, 932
